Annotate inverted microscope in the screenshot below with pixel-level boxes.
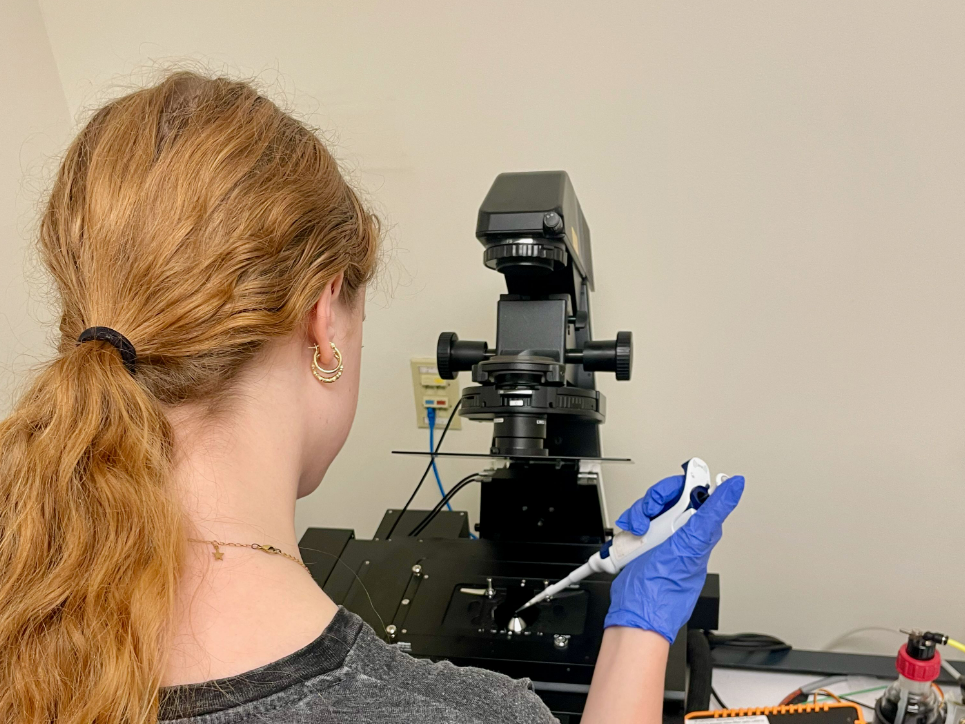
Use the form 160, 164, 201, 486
299, 171, 720, 722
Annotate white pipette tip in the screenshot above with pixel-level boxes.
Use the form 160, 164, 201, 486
515, 593, 546, 614
516, 562, 594, 613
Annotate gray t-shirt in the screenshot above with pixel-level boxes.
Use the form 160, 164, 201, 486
159, 606, 558, 723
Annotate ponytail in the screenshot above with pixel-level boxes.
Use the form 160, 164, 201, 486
0, 338, 180, 722
0, 70, 379, 723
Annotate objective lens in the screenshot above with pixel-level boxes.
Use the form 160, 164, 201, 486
491, 414, 548, 457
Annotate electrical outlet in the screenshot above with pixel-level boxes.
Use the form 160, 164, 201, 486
410, 357, 461, 430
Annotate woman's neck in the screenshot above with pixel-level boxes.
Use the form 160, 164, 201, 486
161, 369, 338, 687
172, 399, 302, 547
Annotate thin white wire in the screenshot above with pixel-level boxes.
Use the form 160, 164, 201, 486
801, 675, 848, 694
941, 659, 962, 680
821, 626, 903, 651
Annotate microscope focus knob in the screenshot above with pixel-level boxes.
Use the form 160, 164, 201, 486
581, 331, 633, 381
614, 331, 632, 381
437, 332, 490, 379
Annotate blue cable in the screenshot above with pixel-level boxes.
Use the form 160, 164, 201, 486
427, 407, 476, 539
426, 407, 452, 511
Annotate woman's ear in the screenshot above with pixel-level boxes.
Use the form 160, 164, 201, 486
310, 272, 345, 368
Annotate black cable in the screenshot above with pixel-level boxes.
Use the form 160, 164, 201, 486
408, 476, 479, 538
384, 398, 462, 540
711, 686, 728, 710
409, 473, 480, 535
706, 631, 791, 653
409, 474, 482, 537
838, 696, 874, 712
409, 474, 477, 536
685, 630, 712, 713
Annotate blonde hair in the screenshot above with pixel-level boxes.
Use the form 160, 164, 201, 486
0, 72, 379, 723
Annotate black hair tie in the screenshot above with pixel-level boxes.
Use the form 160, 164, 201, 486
77, 326, 137, 375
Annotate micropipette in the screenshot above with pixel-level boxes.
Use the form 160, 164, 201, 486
516, 457, 726, 614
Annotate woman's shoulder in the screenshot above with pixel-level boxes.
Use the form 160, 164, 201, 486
160, 607, 557, 723
328, 610, 557, 723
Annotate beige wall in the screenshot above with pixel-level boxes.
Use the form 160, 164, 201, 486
15, 1, 965, 653
0, 0, 70, 408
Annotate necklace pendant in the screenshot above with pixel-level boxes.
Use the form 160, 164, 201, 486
212, 543, 224, 561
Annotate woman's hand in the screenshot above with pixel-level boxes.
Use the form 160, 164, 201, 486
583, 473, 744, 723
604, 473, 745, 643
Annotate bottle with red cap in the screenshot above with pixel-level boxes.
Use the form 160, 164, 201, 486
873, 631, 948, 724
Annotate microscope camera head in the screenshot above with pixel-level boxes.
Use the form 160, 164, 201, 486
437, 171, 632, 460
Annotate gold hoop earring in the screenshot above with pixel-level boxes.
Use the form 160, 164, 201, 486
312, 343, 343, 383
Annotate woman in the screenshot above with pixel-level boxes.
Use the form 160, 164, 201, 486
0, 72, 743, 723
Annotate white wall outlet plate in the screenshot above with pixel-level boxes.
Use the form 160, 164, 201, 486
410, 357, 461, 430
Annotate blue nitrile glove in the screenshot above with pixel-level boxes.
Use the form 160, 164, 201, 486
603, 474, 745, 643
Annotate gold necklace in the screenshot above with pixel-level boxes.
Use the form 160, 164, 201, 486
187, 538, 311, 573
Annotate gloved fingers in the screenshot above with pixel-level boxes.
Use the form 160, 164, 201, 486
642, 475, 687, 517
615, 475, 686, 535
671, 476, 745, 554
700, 475, 744, 525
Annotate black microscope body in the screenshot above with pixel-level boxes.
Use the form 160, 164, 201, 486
300, 171, 719, 722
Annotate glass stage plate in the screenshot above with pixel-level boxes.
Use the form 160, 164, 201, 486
391, 450, 633, 463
